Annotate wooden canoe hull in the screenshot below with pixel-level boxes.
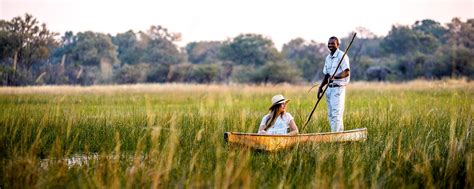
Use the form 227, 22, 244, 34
224, 128, 367, 151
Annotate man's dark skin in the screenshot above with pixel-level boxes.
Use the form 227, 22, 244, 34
317, 38, 350, 99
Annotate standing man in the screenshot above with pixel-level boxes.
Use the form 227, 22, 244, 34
317, 36, 350, 132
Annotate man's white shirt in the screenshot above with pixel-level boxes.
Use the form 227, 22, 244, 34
323, 49, 350, 86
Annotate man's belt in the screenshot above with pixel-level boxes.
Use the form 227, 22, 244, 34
328, 83, 343, 88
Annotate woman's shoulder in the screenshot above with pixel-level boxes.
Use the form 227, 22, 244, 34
283, 112, 294, 119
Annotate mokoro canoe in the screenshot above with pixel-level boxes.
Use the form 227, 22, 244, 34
224, 128, 367, 151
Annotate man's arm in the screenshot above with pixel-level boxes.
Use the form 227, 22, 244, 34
318, 69, 350, 98
317, 74, 330, 99
331, 69, 350, 80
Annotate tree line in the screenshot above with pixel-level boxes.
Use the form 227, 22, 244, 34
0, 13, 473, 86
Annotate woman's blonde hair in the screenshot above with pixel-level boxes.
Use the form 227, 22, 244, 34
264, 104, 284, 131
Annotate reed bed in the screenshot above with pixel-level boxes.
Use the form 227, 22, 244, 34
0, 81, 472, 188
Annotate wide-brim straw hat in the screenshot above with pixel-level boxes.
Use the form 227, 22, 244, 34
269, 94, 290, 110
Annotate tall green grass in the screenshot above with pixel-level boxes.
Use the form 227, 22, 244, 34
0, 82, 472, 188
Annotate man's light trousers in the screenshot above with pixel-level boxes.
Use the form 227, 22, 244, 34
326, 86, 345, 132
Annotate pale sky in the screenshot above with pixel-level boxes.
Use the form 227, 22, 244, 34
1, 0, 473, 49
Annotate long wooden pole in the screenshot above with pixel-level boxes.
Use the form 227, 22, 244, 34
301, 33, 357, 132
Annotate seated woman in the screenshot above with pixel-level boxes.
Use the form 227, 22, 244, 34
258, 94, 299, 135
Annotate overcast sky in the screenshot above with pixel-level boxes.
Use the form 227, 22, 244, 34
1, 0, 473, 49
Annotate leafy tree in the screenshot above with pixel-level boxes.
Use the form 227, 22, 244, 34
0, 65, 24, 85
261, 61, 301, 84
238, 61, 301, 85
220, 34, 280, 66
381, 22, 442, 55
214, 61, 233, 84
110, 27, 183, 83
52, 31, 118, 84
189, 64, 219, 83
0, 21, 19, 63
52, 31, 75, 56
113, 63, 150, 84
444, 18, 474, 78
68, 31, 118, 66
282, 38, 326, 82
340, 30, 384, 80
381, 25, 421, 55
431, 50, 452, 78
146, 64, 170, 83
412, 19, 448, 43
112, 30, 141, 64
138, 25, 183, 65
185, 41, 222, 64
379, 21, 451, 80
0, 13, 58, 84
166, 63, 193, 82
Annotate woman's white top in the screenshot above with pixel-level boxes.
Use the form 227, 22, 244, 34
260, 112, 294, 135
